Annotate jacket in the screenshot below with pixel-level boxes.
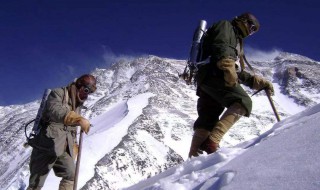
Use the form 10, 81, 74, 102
30, 87, 80, 158
196, 20, 255, 116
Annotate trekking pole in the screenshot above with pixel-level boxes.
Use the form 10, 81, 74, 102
73, 130, 84, 190
265, 89, 281, 122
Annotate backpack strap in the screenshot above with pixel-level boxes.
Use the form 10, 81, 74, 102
239, 38, 255, 74
62, 87, 69, 107
66, 83, 78, 111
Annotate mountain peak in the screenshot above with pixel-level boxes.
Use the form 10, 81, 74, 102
1, 52, 320, 190
274, 52, 317, 63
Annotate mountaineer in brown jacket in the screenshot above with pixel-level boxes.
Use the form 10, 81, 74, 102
27, 74, 96, 190
189, 13, 274, 157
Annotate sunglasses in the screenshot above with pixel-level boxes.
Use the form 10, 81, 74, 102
82, 86, 94, 94
247, 20, 258, 35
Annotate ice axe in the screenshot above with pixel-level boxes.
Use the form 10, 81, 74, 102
252, 87, 281, 122
73, 130, 84, 190
265, 89, 281, 122
73, 123, 94, 190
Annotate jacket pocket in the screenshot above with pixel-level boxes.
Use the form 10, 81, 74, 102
46, 123, 68, 156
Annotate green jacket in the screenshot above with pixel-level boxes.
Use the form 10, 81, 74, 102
197, 20, 255, 116
30, 87, 80, 158
202, 20, 239, 63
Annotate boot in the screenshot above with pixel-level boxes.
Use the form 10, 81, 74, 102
200, 137, 219, 154
58, 179, 74, 190
188, 128, 210, 158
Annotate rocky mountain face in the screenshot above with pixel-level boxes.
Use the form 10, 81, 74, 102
0, 101, 39, 190
273, 53, 320, 106
1, 53, 319, 190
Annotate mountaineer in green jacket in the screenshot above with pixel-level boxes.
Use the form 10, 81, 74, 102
189, 13, 274, 157
27, 74, 96, 190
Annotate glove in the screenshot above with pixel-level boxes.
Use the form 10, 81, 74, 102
253, 75, 274, 96
79, 117, 91, 134
64, 111, 91, 134
217, 58, 238, 87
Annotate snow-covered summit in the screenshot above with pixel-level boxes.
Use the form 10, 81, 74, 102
274, 52, 318, 63
1, 52, 320, 190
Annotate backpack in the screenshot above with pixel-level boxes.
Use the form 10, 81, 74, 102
179, 20, 209, 85
23, 89, 51, 147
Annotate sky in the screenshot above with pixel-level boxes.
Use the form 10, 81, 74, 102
0, 0, 319, 106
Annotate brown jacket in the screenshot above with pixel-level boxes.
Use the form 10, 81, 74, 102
30, 87, 80, 158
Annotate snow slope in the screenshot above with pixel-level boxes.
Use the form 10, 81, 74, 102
42, 93, 155, 190
125, 103, 320, 190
